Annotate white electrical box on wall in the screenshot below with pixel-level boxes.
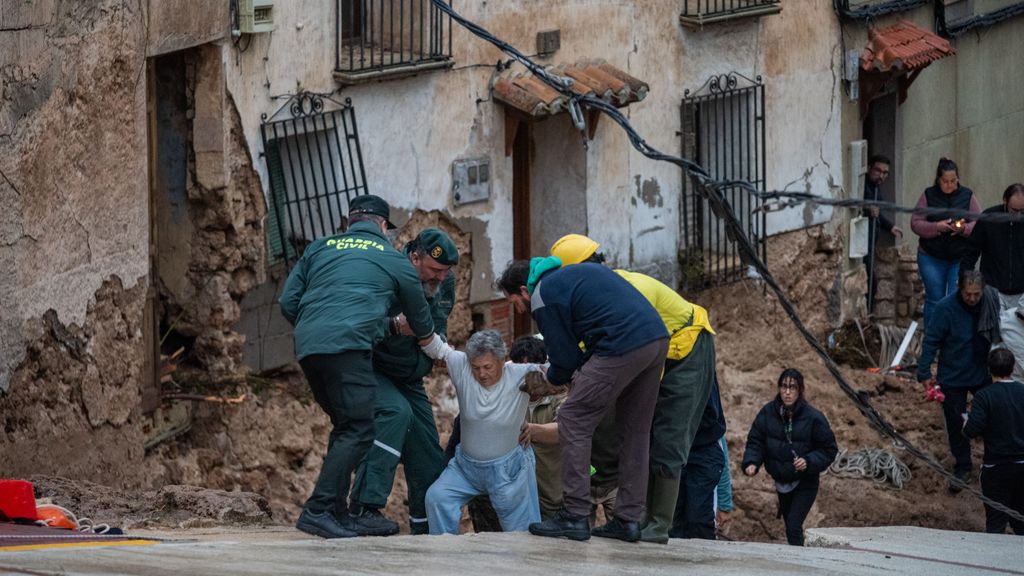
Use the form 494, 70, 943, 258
452, 158, 491, 206
239, 0, 275, 34
848, 140, 868, 200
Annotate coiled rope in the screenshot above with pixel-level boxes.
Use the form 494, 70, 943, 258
829, 448, 912, 489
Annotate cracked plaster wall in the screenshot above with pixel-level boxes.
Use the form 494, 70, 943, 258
0, 0, 149, 392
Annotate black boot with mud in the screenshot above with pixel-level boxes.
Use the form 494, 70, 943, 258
528, 508, 590, 541
296, 509, 357, 539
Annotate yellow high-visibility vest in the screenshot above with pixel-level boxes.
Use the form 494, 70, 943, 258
615, 269, 714, 360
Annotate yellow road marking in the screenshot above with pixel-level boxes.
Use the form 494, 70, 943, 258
0, 539, 157, 552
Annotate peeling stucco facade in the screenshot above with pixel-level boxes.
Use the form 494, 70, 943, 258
1, 0, 852, 391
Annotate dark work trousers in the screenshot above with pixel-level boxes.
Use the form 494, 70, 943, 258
351, 374, 445, 534
299, 350, 376, 519
980, 463, 1024, 534
777, 476, 820, 546
650, 331, 716, 477
558, 338, 669, 522
941, 386, 984, 474
668, 439, 724, 540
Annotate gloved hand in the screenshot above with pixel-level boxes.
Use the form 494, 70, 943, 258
419, 334, 450, 360
922, 378, 945, 403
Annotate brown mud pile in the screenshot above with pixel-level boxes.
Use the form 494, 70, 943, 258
706, 229, 984, 542
31, 476, 272, 529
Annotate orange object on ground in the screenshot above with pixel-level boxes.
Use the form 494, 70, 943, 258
35, 505, 76, 530
0, 480, 37, 522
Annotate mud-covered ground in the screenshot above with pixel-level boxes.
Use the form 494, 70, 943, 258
15, 228, 985, 540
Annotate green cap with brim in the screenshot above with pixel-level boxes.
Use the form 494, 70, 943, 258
415, 228, 459, 266
349, 194, 397, 229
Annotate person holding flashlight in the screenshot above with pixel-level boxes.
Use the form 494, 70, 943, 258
911, 157, 981, 324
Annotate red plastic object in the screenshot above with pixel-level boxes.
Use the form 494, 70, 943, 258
0, 479, 37, 521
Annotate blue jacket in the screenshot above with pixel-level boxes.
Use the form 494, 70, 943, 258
530, 263, 668, 385
917, 291, 991, 388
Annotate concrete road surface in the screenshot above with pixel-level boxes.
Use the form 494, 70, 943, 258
1, 525, 1021, 575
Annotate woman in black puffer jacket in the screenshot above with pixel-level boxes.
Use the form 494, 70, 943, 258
741, 369, 838, 546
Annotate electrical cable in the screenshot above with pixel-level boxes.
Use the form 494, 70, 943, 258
430, 0, 1024, 524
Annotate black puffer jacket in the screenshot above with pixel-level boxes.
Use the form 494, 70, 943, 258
742, 397, 838, 484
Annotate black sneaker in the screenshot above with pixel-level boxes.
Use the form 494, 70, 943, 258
342, 508, 400, 536
529, 509, 590, 541
592, 517, 641, 543
948, 469, 972, 494
296, 509, 357, 539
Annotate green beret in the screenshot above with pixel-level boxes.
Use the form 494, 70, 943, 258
415, 228, 459, 266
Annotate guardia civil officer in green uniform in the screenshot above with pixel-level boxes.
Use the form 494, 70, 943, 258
279, 195, 451, 539
350, 228, 459, 535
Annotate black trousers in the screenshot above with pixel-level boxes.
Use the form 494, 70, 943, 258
777, 476, 819, 546
300, 350, 376, 519
668, 440, 724, 540
980, 463, 1024, 535
941, 386, 983, 474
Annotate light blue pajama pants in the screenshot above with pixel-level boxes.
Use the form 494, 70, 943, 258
425, 445, 540, 534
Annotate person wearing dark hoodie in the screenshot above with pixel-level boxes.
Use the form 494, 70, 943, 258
963, 348, 1024, 535
741, 369, 838, 546
964, 183, 1024, 311
918, 269, 1001, 491
910, 157, 981, 324
497, 258, 668, 543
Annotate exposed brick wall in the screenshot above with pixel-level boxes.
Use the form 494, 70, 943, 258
472, 298, 514, 347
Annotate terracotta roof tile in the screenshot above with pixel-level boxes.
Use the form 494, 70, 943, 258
493, 61, 648, 118
860, 20, 955, 73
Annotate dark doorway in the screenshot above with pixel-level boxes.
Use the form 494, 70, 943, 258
145, 51, 193, 413
862, 91, 898, 250
511, 120, 532, 338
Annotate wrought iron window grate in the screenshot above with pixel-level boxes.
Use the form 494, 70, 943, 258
680, 73, 767, 290
336, 0, 453, 80
260, 93, 369, 266
681, 0, 781, 25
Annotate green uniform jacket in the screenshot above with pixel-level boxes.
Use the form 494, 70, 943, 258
279, 221, 435, 359
374, 266, 456, 384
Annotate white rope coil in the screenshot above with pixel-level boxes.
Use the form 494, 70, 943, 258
829, 448, 912, 490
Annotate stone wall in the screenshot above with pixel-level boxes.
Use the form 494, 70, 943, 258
0, 0, 150, 393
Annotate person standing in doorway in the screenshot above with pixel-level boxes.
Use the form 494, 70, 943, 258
862, 154, 903, 312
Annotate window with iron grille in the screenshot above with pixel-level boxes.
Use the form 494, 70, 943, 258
680, 0, 782, 27
260, 93, 369, 266
680, 73, 767, 290
335, 0, 453, 84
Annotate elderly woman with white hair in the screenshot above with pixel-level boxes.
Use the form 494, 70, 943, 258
425, 329, 543, 534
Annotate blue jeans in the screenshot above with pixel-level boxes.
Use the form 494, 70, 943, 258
425, 445, 540, 534
917, 250, 959, 323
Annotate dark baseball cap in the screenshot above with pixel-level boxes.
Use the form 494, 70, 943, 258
415, 228, 459, 266
349, 194, 397, 229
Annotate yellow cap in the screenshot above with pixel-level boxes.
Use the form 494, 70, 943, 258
550, 234, 600, 266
